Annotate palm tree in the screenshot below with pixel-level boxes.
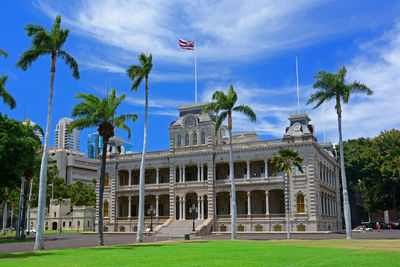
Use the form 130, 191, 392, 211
271, 149, 303, 239
15, 15, 79, 250
126, 53, 152, 243
69, 88, 137, 246
0, 49, 16, 109
383, 148, 400, 222
307, 66, 372, 239
201, 85, 256, 239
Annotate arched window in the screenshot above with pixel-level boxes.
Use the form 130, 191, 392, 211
104, 173, 109, 187
193, 133, 198, 145
297, 224, 306, 231
104, 202, 109, 218
185, 134, 189, 146
177, 135, 181, 147
201, 132, 206, 144
297, 194, 305, 213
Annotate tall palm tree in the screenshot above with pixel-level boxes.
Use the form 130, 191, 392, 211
15, 15, 79, 250
69, 88, 137, 246
0, 49, 16, 109
126, 53, 152, 243
271, 149, 303, 239
201, 85, 256, 239
307, 66, 372, 239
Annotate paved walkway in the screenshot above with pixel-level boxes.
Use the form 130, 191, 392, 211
1, 230, 399, 254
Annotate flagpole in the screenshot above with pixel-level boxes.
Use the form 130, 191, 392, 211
194, 41, 197, 104
296, 56, 300, 114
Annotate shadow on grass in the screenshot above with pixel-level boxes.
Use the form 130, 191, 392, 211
0, 252, 54, 260
91, 240, 213, 251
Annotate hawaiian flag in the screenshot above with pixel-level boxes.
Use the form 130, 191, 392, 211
179, 39, 194, 50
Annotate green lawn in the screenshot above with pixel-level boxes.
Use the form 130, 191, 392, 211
0, 240, 399, 266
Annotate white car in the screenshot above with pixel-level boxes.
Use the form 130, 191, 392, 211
27, 228, 36, 234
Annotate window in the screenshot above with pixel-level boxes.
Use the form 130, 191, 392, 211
177, 135, 181, 147
105, 173, 109, 187
237, 225, 245, 232
297, 194, 305, 213
193, 133, 198, 145
255, 225, 263, 232
220, 225, 227, 232
295, 166, 302, 174
185, 134, 189, 146
104, 202, 109, 218
69, 221, 72, 227
54, 212, 56, 217
201, 132, 206, 144
297, 224, 306, 231
273, 225, 282, 231
120, 226, 125, 232
63, 221, 65, 227
87, 221, 90, 227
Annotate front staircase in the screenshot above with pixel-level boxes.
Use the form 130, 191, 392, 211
157, 220, 204, 237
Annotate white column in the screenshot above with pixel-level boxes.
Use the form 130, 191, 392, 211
156, 195, 159, 217
197, 164, 201, 182
264, 159, 268, 180
197, 197, 201, 220
200, 196, 204, 219
201, 164, 204, 181
179, 166, 182, 183
179, 197, 183, 220
156, 167, 159, 185
183, 165, 186, 183
183, 199, 186, 219
265, 191, 269, 215
247, 191, 251, 216
128, 169, 132, 186
128, 197, 132, 218
246, 160, 250, 180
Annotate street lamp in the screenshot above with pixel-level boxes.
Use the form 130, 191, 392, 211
147, 205, 155, 232
189, 204, 198, 232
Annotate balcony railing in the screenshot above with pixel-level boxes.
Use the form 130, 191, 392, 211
216, 213, 285, 220
215, 176, 284, 185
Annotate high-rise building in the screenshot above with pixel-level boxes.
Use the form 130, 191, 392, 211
87, 132, 103, 159
54, 117, 80, 152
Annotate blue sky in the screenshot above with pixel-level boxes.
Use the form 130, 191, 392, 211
1, 0, 400, 155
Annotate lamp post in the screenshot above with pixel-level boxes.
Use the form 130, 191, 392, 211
189, 204, 198, 232
147, 205, 155, 232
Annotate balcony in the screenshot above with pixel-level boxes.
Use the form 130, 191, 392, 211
215, 176, 284, 185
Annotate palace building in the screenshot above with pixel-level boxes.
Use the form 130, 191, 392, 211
96, 103, 341, 234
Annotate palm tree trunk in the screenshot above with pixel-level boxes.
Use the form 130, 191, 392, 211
34, 55, 56, 251
285, 173, 291, 239
337, 109, 352, 239
228, 113, 237, 240
16, 176, 25, 240
137, 76, 149, 243
26, 178, 33, 235
98, 140, 107, 246
10, 206, 14, 234
1, 193, 7, 235
21, 183, 28, 240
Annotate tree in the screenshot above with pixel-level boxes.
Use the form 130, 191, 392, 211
126, 53, 152, 243
271, 149, 303, 239
69, 88, 137, 246
0, 49, 16, 109
307, 66, 372, 239
201, 85, 256, 239
16, 15, 79, 251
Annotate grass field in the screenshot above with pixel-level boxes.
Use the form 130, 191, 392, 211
0, 239, 399, 266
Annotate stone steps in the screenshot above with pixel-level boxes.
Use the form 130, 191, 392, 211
157, 220, 204, 237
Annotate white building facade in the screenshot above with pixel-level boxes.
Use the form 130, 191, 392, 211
54, 117, 80, 152
96, 103, 341, 234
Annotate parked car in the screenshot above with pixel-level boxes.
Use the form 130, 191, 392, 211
26, 228, 36, 234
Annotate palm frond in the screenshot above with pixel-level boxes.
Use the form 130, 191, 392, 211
69, 117, 98, 132
201, 102, 219, 115
15, 48, 50, 71
349, 82, 373, 95
233, 105, 256, 121
0, 75, 16, 109
24, 24, 47, 37
57, 50, 79, 79
0, 49, 8, 58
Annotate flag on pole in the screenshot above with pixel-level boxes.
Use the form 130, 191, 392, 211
179, 39, 194, 50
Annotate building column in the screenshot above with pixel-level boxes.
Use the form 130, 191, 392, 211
247, 191, 251, 216
155, 195, 159, 217
246, 160, 250, 180
183, 165, 186, 183
179, 166, 182, 183
128, 197, 132, 218
116, 197, 119, 219
183, 199, 186, 219
264, 159, 268, 180
128, 169, 132, 186
179, 197, 183, 220
197, 196, 201, 220
156, 167, 159, 185
265, 191, 269, 215
197, 164, 200, 182
201, 164, 204, 181
200, 196, 204, 220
